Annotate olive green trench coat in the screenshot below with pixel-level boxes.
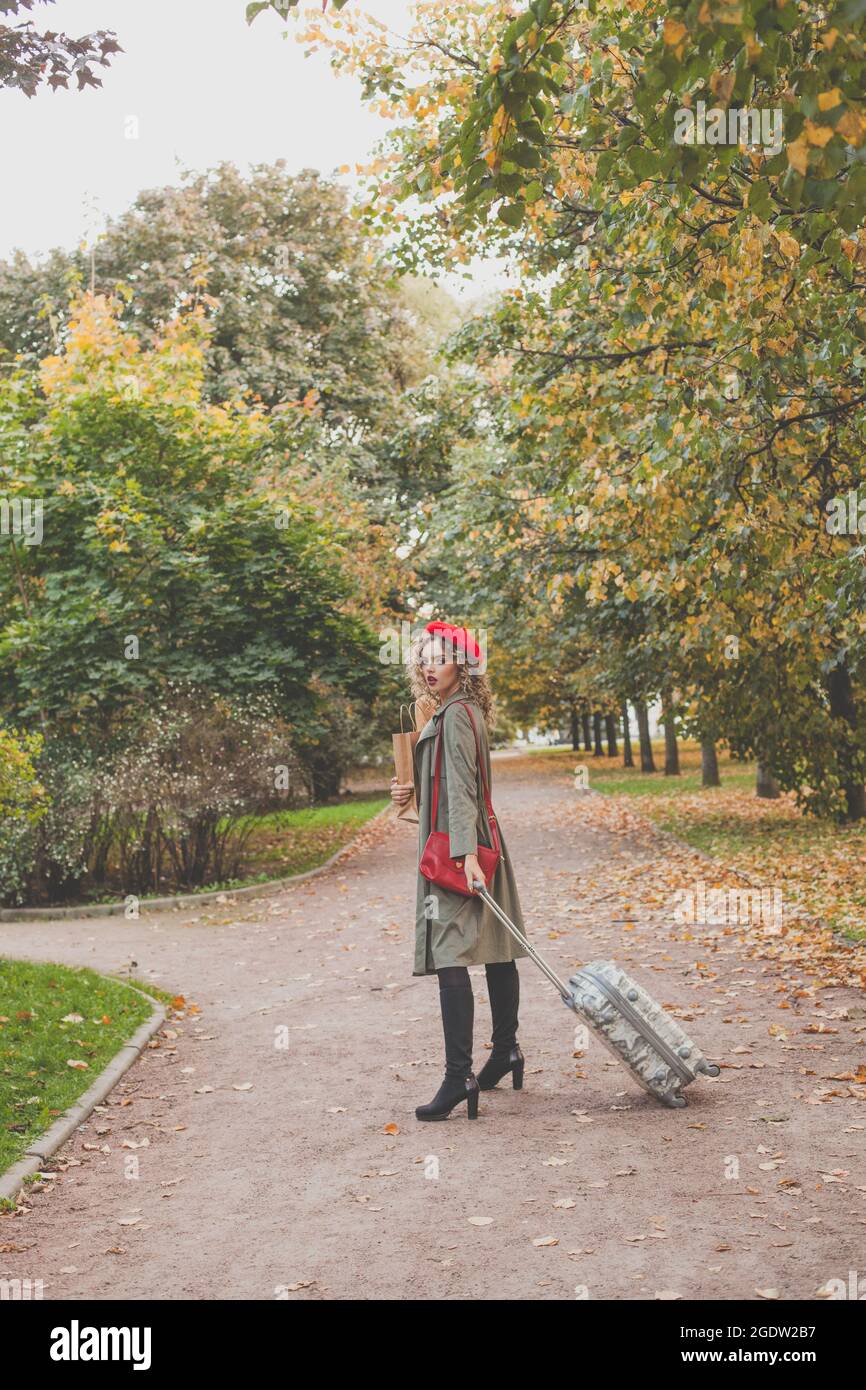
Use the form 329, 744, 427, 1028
411, 690, 529, 976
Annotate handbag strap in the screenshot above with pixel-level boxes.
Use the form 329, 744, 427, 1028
430, 701, 501, 856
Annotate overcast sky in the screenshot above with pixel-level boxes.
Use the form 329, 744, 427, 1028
1, 0, 512, 298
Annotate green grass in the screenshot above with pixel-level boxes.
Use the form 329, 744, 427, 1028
526, 740, 756, 794
579, 761, 755, 799
239, 796, 389, 879
0, 959, 157, 1179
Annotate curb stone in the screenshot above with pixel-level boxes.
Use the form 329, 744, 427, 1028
0, 981, 166, 1205
0, 804, 394, 923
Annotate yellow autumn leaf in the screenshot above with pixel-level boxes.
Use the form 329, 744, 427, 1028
817, 89, 843, 112
709, 70, 735, 103
836, 109, 866, 146
786, 136, 809, 175
804, 119, 835, 147
663, 18, 687, 47
775, 232, 800, 260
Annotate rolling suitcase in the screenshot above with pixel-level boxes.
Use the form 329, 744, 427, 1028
473, 882, 720, 1108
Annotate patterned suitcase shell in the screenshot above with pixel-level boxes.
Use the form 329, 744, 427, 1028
567, 960, 720, 1108
472, 883, 720, 1109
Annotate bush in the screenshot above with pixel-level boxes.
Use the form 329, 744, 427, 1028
94, 689, 304, 893
0, 726, 49, 903
0, 689, 306, 906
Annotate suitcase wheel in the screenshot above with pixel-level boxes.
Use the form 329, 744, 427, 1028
662, 1090, 688, 1108
697, 1060, 721, 1077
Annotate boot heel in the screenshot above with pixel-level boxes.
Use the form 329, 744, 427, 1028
512, 1057, 524, 1090
467, 1081, 479, 1119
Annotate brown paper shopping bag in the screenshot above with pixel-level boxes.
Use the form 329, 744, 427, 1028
392, 698, 435, 822
413, 694, 435, 731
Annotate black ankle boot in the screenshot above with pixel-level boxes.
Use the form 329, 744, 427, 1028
477, 1043, 525, 1091
415, 1071, 480, 1121
416, 975, 479, 1121
477, 961, 523, 1091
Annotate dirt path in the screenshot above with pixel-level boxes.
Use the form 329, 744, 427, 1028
2, 761, 865, 1301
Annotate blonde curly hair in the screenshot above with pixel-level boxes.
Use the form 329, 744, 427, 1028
408, 628, 496, 731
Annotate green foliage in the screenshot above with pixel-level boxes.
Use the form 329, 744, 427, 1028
0, 726, 48, 903
0, 291, 382, 742
324, 0, 866, 820
0, 738, 97, 906
246, 0, 351, 21
425, 1, 866, 253
0, 724, 45, 819
0, 163, 451, 503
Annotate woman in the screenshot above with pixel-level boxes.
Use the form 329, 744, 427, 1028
390, 620, 529, 1121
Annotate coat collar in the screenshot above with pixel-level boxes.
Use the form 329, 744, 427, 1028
415, 689, 473, 748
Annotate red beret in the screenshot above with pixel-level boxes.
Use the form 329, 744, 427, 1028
424, 620, 482, 662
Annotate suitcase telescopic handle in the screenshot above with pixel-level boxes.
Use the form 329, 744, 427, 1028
472, 880, 572, 1005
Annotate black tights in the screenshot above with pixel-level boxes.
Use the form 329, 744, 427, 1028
436, 962, 519, 1068
437, 962, 517, 989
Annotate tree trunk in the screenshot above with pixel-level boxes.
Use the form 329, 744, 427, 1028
570, 705, 581, 752
662, 692, 680, 776
581, 711, 592, 753
701, 739, 720, 787
604, 713, 618, 757
756, 763, 780, 799
622, 703, 634, 768
635, 700, 656, 772
827, 661, 866, 820
592, 712, 604, 757
307, 757, 343, 802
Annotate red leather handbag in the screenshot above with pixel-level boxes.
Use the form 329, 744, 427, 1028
419, 700, 501, 897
